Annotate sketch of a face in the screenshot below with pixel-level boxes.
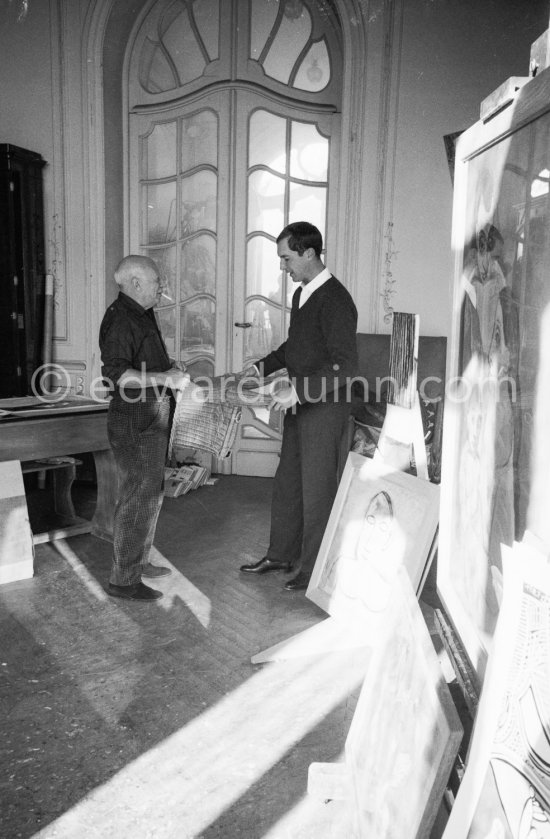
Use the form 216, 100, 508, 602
335, 491, 399, 612
318, 491, 395, 600
356, 490, 394, 562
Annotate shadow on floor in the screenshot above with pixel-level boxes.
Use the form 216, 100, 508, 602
1, 476, 374, 838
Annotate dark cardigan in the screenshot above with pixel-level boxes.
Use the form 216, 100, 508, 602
257, 275, 358, 403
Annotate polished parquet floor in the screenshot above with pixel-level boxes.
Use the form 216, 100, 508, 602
0, 474, 449, 838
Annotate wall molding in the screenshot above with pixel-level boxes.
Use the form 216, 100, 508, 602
370, 0, 405, 333
48, 0, 68, 341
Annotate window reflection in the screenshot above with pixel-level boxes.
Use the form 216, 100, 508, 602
263, 5, 311, 84
181, 235, 216, 299
180, 298, 215, 356
245, 109, 328, 363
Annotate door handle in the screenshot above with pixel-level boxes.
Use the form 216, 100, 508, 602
234, 322, 252, 328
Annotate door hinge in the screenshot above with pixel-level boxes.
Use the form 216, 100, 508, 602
13, 274, 18, 286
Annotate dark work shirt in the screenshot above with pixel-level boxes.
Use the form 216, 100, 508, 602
99, 291, 171, 390
257, 275, 358, 403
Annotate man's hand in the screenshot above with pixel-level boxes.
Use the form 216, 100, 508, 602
239, 365, 260, 379
165, 370, 191, 392
270, 384, 299, 412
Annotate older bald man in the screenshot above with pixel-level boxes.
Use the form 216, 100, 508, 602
99, 255, 189, 601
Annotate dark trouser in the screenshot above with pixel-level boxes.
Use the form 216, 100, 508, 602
267, 395, 350, 577
107, 393, 172, 586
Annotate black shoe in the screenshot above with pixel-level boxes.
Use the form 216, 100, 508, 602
141, 562, 172, 578
284, 572, 310, 591
240, 557, 291, 574
107, 581, 163, 601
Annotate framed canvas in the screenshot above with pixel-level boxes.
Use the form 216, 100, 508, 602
346, 567, 463, 839
306, 453, 440, 624
443, 541, 550, 839
438, 69, 550, 680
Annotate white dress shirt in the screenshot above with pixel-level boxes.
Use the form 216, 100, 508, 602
298, 267, 332, 307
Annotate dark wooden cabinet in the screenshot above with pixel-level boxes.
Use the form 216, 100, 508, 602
0, 144, 46, 398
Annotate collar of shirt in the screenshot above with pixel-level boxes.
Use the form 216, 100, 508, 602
298, 267, 332, 308
118, 290, 149, 316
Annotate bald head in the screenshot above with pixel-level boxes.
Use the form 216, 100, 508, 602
114, 255, 163, 309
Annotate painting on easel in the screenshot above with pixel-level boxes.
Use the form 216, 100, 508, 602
438, 71, 550, 680
346, 567, 462, 839
306, 453, 439, 624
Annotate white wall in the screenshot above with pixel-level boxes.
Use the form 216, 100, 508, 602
387, 0, 549, 338
0, 2, 53, 157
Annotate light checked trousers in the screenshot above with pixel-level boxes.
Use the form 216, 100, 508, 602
107, 392, 173, 586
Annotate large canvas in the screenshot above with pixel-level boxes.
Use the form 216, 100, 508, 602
443, 541, 550, 839
306, 453, 440, 623
438, 71, 550, 679
346, 567, 463, 839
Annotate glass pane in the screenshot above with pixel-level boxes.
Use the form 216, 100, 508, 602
245, 298, 283, 355
246, 236, 281, 301
263, 6, 311, 84
143, 182, 177, 244
194, 0, 219, 61
242, 406, 283, 439
294, 39, 331, 92
181, 110, 218, 171
139, 39, 177, 93
248, 170, 285, 235
288, 182, 326, 235
290, 121, 328, 181
249, 110, 287, 173
181, 171, 217, 234
145, 245, 177, 298
180, 234, 216, 299
163, 7, 206, 86
180, 298, 215, 354
250, 0, 278, 60
145, 121, 177, 179
155, 306, 176, 357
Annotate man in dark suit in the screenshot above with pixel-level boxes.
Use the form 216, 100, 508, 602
240, 222, 358, 591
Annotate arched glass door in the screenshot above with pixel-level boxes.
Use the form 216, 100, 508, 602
128, 0, 342, 474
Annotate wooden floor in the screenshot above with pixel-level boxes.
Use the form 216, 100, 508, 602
1, 475, 383, 839
1, 473, 454, 838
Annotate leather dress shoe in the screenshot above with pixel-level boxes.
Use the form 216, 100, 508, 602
141, 562, 172, 578
240, 557, 291, 574
107, 581, 163, 601
284, 572, 310, 591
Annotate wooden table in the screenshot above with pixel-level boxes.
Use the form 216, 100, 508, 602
0, 398, 117, 581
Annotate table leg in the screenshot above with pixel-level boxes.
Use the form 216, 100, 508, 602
52, 462, 77, 519
91, 448, 118, 542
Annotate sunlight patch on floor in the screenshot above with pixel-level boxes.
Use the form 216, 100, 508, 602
53, 540, 109, 601
32, 647, 368, 838
148, 546, 212, 627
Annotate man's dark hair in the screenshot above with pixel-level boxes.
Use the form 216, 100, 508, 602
276, 221, 323, 257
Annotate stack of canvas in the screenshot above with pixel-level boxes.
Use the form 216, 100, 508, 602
164, 464, 210, 498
